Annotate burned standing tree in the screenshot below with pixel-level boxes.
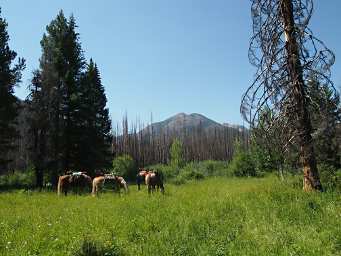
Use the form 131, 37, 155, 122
242, 0, 335, 191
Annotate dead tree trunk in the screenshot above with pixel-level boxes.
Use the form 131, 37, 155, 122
281, 0, 322, 191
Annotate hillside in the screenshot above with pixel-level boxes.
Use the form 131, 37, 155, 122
141, 112, 246, 136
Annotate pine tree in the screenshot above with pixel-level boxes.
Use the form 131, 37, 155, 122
35, 10, 85, 183
0, 9, 25, 172
76, 59, 112, 174
26, 71, 48, 187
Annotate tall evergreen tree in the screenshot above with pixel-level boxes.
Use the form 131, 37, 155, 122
0, 9, 25, 172
76, 59, 112, 173
26, 71, 48, 187
35, 10, 85, 183
28, 12, 113, 183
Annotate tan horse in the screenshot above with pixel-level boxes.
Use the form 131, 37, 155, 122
145, 171, 164, 194
92, 174, 128, 196
57, 172, 92, 196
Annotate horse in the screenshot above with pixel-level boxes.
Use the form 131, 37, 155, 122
57, 172, 92, 196
136, 168, 150, 190
145, 170, 164, 194
92, 174, 128, 196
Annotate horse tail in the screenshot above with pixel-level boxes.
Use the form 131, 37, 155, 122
145, 173, 150, 186
92, 178, 97, 197
57, 176, 62, 196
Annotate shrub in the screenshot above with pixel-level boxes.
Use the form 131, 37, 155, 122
112, 155, 136, 181
318, 164, 341, 192
179, 170, 204, 180
0, 168, 35, 189
228, 151, 257, 177
228, 141, 259, 177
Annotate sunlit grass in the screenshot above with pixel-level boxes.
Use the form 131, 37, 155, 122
0, 177, 340, 255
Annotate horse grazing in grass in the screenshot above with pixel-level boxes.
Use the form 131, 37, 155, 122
57, 172, 92, 196
145, 170, 164, 194
136, 168, 151, 190
92, 174, 128, 196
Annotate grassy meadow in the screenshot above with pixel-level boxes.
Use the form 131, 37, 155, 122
0, 177, 340, 256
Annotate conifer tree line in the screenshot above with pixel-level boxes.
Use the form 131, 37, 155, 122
0, 8, 25, 173
112, 115, 249, 167
0, 10, 112, 187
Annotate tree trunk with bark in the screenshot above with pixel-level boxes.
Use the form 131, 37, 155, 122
281, 0, 323, 191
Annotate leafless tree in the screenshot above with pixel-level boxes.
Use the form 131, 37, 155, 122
241, 0, 336, 191
112, 114, 249, 167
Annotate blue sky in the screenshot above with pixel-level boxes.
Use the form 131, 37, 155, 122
2, 0, 341, 125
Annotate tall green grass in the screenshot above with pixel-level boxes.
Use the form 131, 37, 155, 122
0, 177, 340, 255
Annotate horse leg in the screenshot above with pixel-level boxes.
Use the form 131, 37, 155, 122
148, 184, 151, 194
123, 183, 128, 193
136, 176, 141, 190
159, 183, 165, 194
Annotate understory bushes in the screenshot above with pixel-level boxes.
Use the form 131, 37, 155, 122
0, 168, 35, 190
314, 164, 340, 192
112, 154, 136, 181
149, 160, 230, 185
1, 155, 339, 192
149, 154, 340, 192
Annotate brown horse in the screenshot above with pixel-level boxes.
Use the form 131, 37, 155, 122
57, 172, 92, 196
92, 174, 128, 196
136, 168, 150, 190
145, 170, 164, 194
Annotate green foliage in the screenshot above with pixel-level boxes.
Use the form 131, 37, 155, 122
228, 140, 259, 177
26, 10, 86, 182
149, 160, 229, 184
318, 164, 341, 192
0, 178, 340, 255
0, 9, 25, 172
0, 169, 35, 189
170, 138, 184, 168
307, 77, 341, 168
76, 59, 113, 173
250, 139, 281, 173
26, 11, 112, 183
112, 155, 136, 180
178, 168, 204, 181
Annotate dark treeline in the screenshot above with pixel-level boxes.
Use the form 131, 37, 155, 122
0, 8, 25, 173
112, 115, 249, 167
0, 10, 112, 187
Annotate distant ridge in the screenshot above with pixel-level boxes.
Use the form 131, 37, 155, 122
141, 113, 246, 135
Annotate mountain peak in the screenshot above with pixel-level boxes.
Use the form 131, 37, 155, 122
141, 113, 247, 136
